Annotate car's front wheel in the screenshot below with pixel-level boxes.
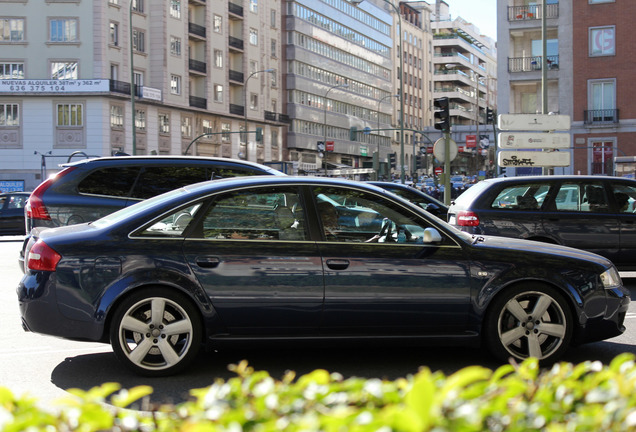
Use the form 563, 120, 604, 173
109, 287, 202, 376
485, 283, 572, 364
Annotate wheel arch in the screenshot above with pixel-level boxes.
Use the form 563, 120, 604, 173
99, 279, 213, 345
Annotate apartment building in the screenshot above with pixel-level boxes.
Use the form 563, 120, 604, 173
430, 0, 497, 176
0, 0, 285, 191
571, 0, 636, 176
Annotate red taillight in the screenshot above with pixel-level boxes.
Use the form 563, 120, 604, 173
27, 240, 62, 271
456, 210, 480, 227
26, 167, 76, 221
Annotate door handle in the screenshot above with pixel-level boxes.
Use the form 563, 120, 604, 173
326, 259, 350, 270
196, 256, 220, 268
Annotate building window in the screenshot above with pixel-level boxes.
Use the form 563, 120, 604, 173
270, 9, 277, 28
214, 49, 223, 68
57, 103, 83, 126
591, 141, 614, 175
249, 0, 257, 13
170, 36, 181, 56
270, 70, 277, 87
213, 15, 222, 33
110, 105, 124, 128
132, 29, 145, 52
181, 116, 191, 137
271, 39, 276, 57
50, 18, 78, 42
202, 119, 213, 134
249, 28, 258, 46
0, 63, 24, 79
588, 79, 616, 123
109, 22, 118, 46
51, 62, 78, 79
132, 0, 144, 13
135, 109, 146, 131
221, 122, 231, 142
590, 26, 615, 56
214, 84, 223, 102
110, 64, 118, 80
170, 75, 181, 94
0, 18, 25, 42
249, 60, 258, 74
159, 113, 170, 134
250, 93, 258, 110
109, 0, 120, 4
170, 0, 181, 19
0, 103, 19, 127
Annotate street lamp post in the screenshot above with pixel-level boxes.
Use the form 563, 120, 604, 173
351, 0, 404, 183
243, 69, 274, 160
376, 94, 399, 180
322, 83, 349, 176
129, 0, 136, 155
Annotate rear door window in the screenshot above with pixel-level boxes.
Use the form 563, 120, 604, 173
78, 167, 141, 197
490, 183, 550, 210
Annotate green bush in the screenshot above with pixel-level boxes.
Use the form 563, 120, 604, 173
3, 354, 636, 431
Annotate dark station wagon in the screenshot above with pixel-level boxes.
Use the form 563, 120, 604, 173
447, 175, 636, 271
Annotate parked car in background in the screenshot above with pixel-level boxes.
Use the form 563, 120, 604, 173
18, 176, 628, 376
0, 192, 30, 235
367, 181, 448, 219
20, 156, 284, 270
447, 175, 636, 271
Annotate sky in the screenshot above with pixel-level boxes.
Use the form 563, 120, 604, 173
444, 0, 498, 41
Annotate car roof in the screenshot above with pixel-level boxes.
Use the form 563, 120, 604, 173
60, 156, 285, 175
479, 175, 636, 184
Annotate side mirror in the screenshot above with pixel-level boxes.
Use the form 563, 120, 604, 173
422, 227, 443, 243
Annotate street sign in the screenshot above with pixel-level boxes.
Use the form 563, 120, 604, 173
497, 114, 571, 131
363, 127, 371, 135
326, 141, 335, 151
498, 150, 570, 168
433, 137, 458, 162
466, 135, 477, 148
498, 132, 570, 149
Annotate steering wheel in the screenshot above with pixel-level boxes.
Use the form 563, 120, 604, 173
377, 218, 394, 242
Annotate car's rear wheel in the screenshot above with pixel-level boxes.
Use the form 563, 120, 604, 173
485, 283, 572, 364
109, 287, 202, 376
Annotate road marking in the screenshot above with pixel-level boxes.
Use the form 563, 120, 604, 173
626, 313, 636, 319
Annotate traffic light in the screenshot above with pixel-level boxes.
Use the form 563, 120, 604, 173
255, 127, 263, 142
415, 155, 424, 170
434, 97, 450, 132
349, 126, 358, 141
486, 108, 494, 125
389, 152, 397, 169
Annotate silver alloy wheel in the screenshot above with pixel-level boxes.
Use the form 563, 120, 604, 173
496, 290, 567, 360
116, 296, 195, 372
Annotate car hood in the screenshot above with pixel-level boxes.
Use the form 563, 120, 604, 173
469, 234, 613, 268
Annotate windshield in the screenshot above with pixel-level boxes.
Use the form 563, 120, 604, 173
92, 187, 189, 229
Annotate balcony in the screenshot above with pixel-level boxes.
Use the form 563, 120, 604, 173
229, 36, 244, 51
229, 69, 244, 83
264, 111, 277, 121
189, 96, 207, 109
188, 22, 206, 39
189, 59, 207, 74
110, 80, 141, 97
230, 103, 244, 116
508, 3, 559, 22
228, 2, 243, 17
508, 55, 559, 73
584, 109, 619, 125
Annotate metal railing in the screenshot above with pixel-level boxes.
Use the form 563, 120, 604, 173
188, 22, 206, 38
189, 96, 207, 109
508, 3, 559, 21
508, 55, 559, 72
584, 109, 619, 125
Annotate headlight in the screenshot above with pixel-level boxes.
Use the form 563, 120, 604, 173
600, 267, 622, 289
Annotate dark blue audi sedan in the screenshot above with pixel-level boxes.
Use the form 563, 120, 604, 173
18, 176, 629, 376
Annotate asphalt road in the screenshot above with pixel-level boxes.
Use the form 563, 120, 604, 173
2, 237, 636, 410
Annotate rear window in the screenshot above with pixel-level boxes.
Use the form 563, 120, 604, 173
131, 166, 209, 199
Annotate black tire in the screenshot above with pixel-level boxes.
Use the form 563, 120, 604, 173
109, 287, 202, 377
484, 283, 572, 364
